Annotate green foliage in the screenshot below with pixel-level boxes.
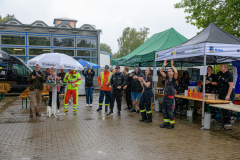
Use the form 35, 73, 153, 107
116, 27, 149, 58
0, 14, 14, 23
100, 43, 112, 55
174, 0, 240, 37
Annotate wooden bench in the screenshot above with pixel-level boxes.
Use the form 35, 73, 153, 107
19, 84, 49, 108
0, 83, 11, 100
40, 94, 65, 106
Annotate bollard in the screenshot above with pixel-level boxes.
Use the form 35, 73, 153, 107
203, 112, 211, 129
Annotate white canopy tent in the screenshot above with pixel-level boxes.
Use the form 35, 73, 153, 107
155, 23, 240, 129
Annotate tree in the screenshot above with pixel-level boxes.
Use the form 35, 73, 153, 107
100, 43, 112, 55
174, 0, 240, 37
0, 14, 14, 23
117, 27, 149, 58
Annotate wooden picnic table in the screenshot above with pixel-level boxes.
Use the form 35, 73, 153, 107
155, 92, 232, 104
0, 83, 11, 100
209, 104, 240, 132
19, 84, 49, 108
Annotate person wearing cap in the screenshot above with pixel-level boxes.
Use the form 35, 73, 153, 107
96, 65, 113, 112
108, 66, 126, 116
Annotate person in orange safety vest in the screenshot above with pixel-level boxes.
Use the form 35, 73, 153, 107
96, 65, 113, 112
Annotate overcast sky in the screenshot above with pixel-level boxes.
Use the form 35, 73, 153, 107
0, 0, 200, 53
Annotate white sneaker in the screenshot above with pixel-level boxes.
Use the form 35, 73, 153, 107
86, 104, 89, 107
57, 109, 60, 114
89, 104, 92, 107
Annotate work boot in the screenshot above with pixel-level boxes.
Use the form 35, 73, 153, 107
96, 106, 102, 111
139, 118, 147, 122
36, 112, 41, 116
145, 119, 152, 123
30, 110, 33, 118
136, 109, 140, 114
167, 124, 174, 129
130, 108, 136, 112
160, 122, 169, 128
105, 106, 108, 112
124, 107, 129, 110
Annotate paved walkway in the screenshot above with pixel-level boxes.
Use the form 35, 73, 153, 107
0, 94, 240, 160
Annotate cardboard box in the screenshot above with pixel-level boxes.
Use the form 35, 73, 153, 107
235, 94, 240, 100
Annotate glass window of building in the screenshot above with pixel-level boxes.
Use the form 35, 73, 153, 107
77, 50, 97, 57
2, 48, 25, 55
1, 35, 25, 45
54, 49, 74, 56
29, 48, 51, 56
28, 36, 51, 46
53, 37, 74, 47
77, 38, 97, 48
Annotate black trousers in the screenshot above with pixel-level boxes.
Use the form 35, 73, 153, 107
110, 90, 123, 112
219, 92, 235, 123
125, 89, 132, 108
139, 90, 153, 120
162, 96, 175, 124
49, 91, 60, 109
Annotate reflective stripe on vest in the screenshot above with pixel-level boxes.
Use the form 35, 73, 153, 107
100, 71, 113, 85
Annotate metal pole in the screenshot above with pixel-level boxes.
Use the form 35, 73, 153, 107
214, 64, 216, 74
201, 47, 207, 129
153, 60, 156, 102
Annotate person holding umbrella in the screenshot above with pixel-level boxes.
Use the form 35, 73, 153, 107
82, 65, 95, 107
160, 60, 178, 129
63, 69, 82, 114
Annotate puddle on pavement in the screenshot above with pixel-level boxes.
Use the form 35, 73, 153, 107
84, 118, 95, 120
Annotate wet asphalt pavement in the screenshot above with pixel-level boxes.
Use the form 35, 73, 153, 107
0, 94, 240, 160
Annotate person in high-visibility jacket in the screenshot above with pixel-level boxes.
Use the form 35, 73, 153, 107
96, 65, 113, 112
63, 69, 82, 114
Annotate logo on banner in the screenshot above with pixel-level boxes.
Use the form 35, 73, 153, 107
64, 65, 76, 69
215, 48, 223, 52
28, 61, 36, 66
42, 62, 56, 67
192, 44, 200, 54
209, 46, 214, 52
156, 53, 158, 59
209, 46, 223, 52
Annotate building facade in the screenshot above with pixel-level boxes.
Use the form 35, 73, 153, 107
0, 17, 101, 75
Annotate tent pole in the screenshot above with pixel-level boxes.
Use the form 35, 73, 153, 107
214, 64, 216, 74
201, 51, 207, 129
153, 60, 156, 103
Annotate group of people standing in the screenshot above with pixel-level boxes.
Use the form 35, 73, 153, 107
28, 60, 235, 128
27, 61, 178, 129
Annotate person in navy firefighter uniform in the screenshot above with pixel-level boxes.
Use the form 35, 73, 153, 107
160, 60, 178, 129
